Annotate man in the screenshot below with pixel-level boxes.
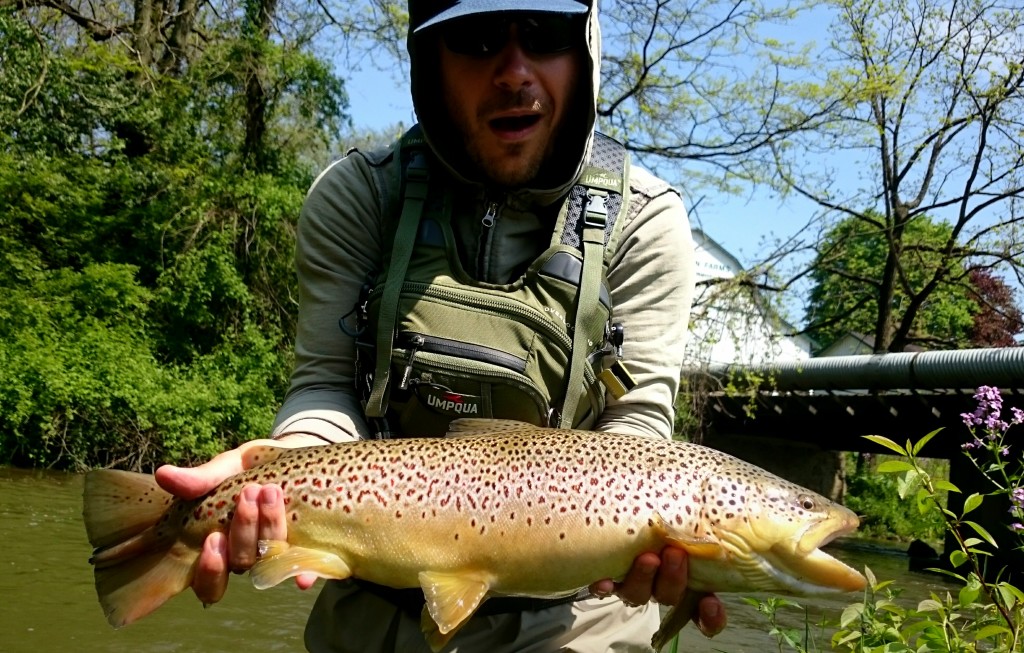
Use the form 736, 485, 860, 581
156, 0, 727, 650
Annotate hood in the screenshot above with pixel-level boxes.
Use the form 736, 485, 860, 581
406, 0, 602, 202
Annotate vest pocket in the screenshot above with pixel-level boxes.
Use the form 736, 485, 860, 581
388, 332, 549, 437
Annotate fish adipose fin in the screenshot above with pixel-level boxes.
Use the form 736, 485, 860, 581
251, 540, 353, 589
418, 570, 490, 650
83, 469, 198, 627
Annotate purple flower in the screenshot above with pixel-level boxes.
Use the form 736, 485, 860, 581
1012, 406, 1024, 426
1002, 447, 1011, 457
1012, 523, 1024, 532
1013, 488, 1024, 508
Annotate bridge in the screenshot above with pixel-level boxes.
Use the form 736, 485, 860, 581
694, 347, 1024, 580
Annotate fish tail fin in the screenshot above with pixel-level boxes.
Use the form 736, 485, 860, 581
84, 469, 198, 627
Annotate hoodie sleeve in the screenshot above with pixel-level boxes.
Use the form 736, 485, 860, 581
595, 167, 696, 440
270, 151, 390, 443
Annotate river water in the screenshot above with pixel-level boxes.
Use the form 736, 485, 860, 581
0, 467, 959, 653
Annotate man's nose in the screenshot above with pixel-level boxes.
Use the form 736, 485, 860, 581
492, 25, 535, 90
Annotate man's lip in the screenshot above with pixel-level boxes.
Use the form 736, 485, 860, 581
487, 112, 544, 140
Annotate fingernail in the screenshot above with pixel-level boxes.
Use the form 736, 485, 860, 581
663, 552, 681, 571
207, 531, 226, 554
242, 485, 260, 503
260, 485, 280, 506
640, 562, 657, 574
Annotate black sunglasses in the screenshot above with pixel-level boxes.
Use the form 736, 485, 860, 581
438, 12, 582, 57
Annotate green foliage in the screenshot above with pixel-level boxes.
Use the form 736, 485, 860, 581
753, 396, 1024, 652
805, 213, 978, 352
844, 453, 947, 542
0, 7, 348, 469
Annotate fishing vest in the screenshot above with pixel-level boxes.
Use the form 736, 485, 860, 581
352, 127, 637, 438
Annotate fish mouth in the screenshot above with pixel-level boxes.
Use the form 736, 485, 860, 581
769, 508, 867, 594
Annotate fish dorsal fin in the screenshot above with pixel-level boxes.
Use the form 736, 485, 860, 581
418, 570, 490, 636
445, 418, 533, 437
240, 444, 291, 469
651, 511, 722, 560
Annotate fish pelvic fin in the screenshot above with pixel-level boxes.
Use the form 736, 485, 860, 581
418, 570, 490, 641
250, 540, 352, 590
651, 589, 700, 651
83, 469, 196, 627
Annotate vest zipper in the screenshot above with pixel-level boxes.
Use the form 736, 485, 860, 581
384, 282, 600, 389
477, 199, 501, 279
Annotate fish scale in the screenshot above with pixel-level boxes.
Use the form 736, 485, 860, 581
84, 418, 866, 652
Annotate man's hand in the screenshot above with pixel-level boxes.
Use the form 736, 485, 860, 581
589, 547, 727, 638
154, 435, 325, 606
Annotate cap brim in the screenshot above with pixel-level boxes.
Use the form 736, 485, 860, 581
414, 0, 588, 33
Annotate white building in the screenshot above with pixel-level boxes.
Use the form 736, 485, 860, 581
684, 229, 813, 367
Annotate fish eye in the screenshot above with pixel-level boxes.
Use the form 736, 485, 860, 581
798, 495, 816, 511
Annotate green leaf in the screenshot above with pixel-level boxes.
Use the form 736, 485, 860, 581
896, 469, 921, 499
963, 521, 998, 548
958, 575, 981, 606
973, 624, 1011, 640
961, 492, 984, 517
917, 598, 943, 612
840, 603, 864, 627
997, 582, 1022, 609
912, 428, 943, 456
876, 460, 916, 473
932, 479, 961, 493
863, 435, 908, 455
949, 550, 969, 568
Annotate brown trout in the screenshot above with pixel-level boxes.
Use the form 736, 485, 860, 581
84, 419, 866, 651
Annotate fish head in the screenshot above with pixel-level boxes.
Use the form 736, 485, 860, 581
698, 461, 867, 596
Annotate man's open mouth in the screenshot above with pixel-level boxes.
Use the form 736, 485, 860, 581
490, 115, 541, 132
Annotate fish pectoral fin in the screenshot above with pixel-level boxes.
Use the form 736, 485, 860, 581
651, 512, 722, 560
418, 570, 490, 636
249, 540, 352, 590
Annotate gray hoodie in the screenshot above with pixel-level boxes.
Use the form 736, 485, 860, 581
272, 0, 695, 442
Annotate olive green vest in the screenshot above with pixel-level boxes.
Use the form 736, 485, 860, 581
355, 127, 635, 437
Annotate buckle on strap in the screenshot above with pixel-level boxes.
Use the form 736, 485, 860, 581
583, 191, 608, 229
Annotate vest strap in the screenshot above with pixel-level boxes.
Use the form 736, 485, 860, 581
365, 152, 429, 418
559, 189, 608, 428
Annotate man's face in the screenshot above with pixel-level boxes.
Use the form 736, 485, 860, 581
436, 13, 585, 188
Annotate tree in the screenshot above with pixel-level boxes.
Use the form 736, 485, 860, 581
805, 214, 981, 350
0, 5, 347, 468
769, 0, 1024, 353
967, 268, 1023, 347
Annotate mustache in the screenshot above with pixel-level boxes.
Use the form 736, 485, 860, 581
478, 89, 547, 117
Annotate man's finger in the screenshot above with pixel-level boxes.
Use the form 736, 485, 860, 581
695, 593, 727, 638
257, 484, 287, 542
155, 449, 244, 500
652, 546, 687, 606
228, 484, 262, 572
193, 532, 229, 605
615, 551, 660, 606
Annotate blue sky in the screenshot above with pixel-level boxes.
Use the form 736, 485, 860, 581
338, 58, 813, 270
